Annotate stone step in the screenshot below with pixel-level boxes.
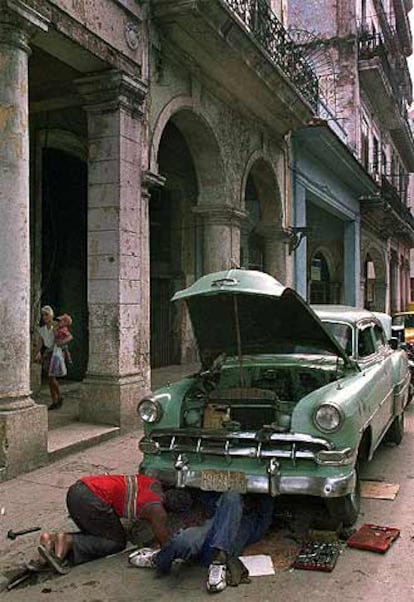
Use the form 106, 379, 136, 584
48, 423, 120, 460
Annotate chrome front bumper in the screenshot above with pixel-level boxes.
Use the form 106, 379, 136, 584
141, 464, 356, 499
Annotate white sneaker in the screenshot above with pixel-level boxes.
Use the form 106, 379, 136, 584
206, 563, 227, 593
128, 547, 158, 568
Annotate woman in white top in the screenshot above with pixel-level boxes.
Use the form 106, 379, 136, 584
35, 305, 72, 410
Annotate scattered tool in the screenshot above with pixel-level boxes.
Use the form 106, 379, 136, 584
7, 526, 41, 540
6, 570, 32, 591
292, 541, 341, 572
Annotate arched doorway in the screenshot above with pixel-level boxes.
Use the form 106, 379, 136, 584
150, 121, 198, 368
309, 251, 331, 303
361, 244, 387, 311
241, 158, 284, 279
40, 148, 88, 380
364, 253, 376, 310
241, 175, 264, 270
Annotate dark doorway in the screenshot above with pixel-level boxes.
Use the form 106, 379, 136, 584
150, 120, 198, 368
241, 175, 264, 271
150, 187, 180, 367
41, 148, 88, 380
310, 252, 331, 303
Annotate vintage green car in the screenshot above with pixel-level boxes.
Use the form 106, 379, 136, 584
138, 269, 410, 525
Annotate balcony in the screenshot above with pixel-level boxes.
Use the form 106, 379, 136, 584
358, 32, 402, 127
152, 0, 318, 135
358, 30, 414, 168
360, 174, 414, 243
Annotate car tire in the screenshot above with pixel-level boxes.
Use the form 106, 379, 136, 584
326, 465, 361, 527
385, 412, 405, 445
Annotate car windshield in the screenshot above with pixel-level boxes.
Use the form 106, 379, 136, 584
321, 322, 353, 356
393, 314, 414, 328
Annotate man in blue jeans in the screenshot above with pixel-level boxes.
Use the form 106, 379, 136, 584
130, 491, 275, 593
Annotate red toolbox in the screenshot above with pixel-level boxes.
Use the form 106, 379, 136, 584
346, 523, 400, 553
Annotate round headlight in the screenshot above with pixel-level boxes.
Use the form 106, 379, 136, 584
137, 397, 163, 423
313, 404, 343, 433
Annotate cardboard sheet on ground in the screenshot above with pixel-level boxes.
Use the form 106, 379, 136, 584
360, 480, 400, 500
239, 554, 275, 576
244, 531, 299, 570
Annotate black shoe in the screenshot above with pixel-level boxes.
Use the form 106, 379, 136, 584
154, 542, 177, 576
49, 397, 63, 410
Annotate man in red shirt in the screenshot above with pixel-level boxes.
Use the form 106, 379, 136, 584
30, 474, 169, 574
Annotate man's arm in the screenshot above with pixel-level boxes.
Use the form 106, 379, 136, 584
141, 504, 169, 546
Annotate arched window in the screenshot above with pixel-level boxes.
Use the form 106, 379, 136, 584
240, 175, 264, 271
310, 252, 330, 303
364, 254, 376, 309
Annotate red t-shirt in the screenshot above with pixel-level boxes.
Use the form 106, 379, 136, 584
80, 474, 163, 519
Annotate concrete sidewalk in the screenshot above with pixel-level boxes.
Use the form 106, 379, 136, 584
2, 409, 414, 600
33, 363, 200, 460
0, 429, 143, 581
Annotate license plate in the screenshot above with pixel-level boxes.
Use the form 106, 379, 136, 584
200, 470, 247, 493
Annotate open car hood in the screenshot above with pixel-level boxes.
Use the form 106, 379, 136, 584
172, 269, 354, 369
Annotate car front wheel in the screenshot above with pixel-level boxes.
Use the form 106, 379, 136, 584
326, 466, 360, 527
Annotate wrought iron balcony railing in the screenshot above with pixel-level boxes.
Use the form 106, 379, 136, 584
225, 0, 318, 109
358, 29, 406, 114
381, 174, 414, 226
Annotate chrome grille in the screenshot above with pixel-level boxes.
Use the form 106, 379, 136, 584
147, 429, 332, 464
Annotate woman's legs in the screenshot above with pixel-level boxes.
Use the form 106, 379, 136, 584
48, 376, 60, 404
48, 376, 63, 409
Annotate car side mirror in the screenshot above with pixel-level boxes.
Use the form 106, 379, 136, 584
389, 337, 399, 350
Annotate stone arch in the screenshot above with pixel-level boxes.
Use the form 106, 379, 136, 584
311, 245, 336, 279
150, 97, 225, 205
361, 242, 387, 282
37, 128, 87, 162
149, 103, 228, 366
240, 153, 285, 280
240, 151, 283, 221
308, 246, 338, 303
361, 242, 387, 311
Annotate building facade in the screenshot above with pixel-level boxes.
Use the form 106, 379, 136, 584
288, 0, 414, 313
287, 0, 414, 312
0, 0, 319, 477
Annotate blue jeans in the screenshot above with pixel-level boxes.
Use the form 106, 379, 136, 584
155, 492, 274, 574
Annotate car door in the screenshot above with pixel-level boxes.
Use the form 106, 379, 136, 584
357, 322, 394, 446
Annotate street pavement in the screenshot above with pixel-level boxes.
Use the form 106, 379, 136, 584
2, 407, 414, 600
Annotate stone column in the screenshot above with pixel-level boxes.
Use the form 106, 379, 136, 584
374, 282, 387, 313
75, 71, 148, 431
344, 218, 361, 306
0, 1, 48, 479
293, 182, 307, 299
389, 250, 399, 313
193, 205, 245, 273
256, 224, 288, 284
